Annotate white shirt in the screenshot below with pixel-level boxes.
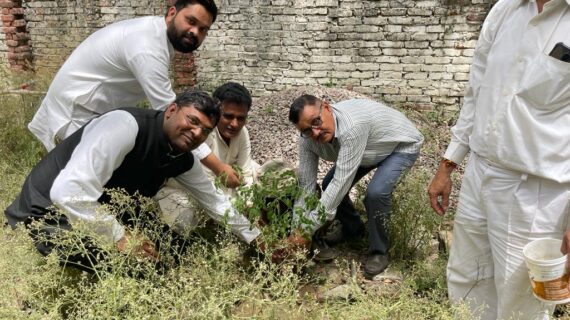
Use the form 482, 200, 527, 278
29, 16, 176, 151
297, 99, 423, 231
50, 111, 260, 244
192, 126, 259, 197
444, 0, 570, 183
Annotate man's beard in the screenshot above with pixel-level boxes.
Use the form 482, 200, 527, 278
167, 23, 200, 53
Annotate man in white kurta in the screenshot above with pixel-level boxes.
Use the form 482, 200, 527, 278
157, 82, 259, 229
428, 1, 570, 319
195, 126, 259, 194
28, 0, 218, 151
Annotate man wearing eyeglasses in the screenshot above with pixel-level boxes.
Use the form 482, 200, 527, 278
288, 95, 423, 278
5, 90, 260, 271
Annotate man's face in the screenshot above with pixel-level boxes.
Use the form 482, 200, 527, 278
295, 101, 335, 144
217, 102, 249, 141
164, 103, 215, 152
165, 4, 213, 53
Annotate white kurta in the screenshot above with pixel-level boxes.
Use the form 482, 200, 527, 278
445, 1, 570, 319
201, 126, 259, 191
50, 110, 260, 245
29, 16, 176, 151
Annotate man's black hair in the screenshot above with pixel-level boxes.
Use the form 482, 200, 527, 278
175, 90, 221, 126
169, 0, 218, 23
288, 94, 320, 124
212, 82, 252, 111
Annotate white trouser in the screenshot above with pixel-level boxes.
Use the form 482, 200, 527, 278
448, 153, 570, 320
154, 179, 203, 237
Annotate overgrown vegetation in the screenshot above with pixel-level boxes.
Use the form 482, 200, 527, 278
0, 70, 478, 319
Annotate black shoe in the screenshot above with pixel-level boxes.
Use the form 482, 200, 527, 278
323, 223, 365, 246
364, 254, 389, 279
311, 237, 338, 262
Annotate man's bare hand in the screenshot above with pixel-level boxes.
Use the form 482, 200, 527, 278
117, 231, 159, 262
219, 164, 242, 188
265, 231, 312, 263
561, 229, 570, 275
428, 161, 455, 216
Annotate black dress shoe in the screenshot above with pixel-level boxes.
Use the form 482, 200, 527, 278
364, 254, 389, 279
311, 237, 338, 262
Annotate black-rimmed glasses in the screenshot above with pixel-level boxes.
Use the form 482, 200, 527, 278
185, 114, 213, 137
299, 103, 323, 138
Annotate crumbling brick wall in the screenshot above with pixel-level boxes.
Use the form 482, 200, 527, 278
0, 0, 494, 109
1, 0, 32, 70
1, 0, 196, 88
196, 0, 493, 109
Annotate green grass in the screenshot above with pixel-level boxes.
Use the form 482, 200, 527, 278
0, 70, 476, 319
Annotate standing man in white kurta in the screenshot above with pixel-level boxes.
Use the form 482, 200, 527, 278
29, 0, 217, 150
428, 1, 570, 319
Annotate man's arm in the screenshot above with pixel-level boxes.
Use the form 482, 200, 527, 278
193, 138, 242, 188
232, 127, 258, 186
50, 111, 138, 245
174, 155, 261, 244
128, 52, 176, 110
427, 6, 500, 215
315, 129, 368, 229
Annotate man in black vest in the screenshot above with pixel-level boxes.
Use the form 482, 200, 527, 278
5, 90, 260, 270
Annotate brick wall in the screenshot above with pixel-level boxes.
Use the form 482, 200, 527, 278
1, 0, 32, 70
2, 0, 195, 86
195, 0, 494, 109
0, 0, 494, 109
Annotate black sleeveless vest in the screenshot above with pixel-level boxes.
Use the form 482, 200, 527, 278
5, 107, 194, 227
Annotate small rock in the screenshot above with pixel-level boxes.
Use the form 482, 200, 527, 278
321, 283, 362, 302
370, 269, 403, 282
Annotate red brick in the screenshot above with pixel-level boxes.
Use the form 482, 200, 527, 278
14, 45, 30, 53
1, 7, 9, 14
10, 7, 24, 15
12, 18, 24, 27
14, 32, 28, 40
0, 1, 14, 8
1, 14, 14, 21
5, 39, 18, 46
7, 52, 23, 59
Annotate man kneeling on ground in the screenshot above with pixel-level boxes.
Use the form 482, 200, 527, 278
4, 90, 260, 271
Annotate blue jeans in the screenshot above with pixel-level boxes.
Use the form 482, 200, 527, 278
322, 152, 418, 254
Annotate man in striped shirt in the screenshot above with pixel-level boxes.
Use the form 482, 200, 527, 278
289, 95, 423, 278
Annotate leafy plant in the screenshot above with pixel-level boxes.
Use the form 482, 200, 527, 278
234, 167, 326, 244
389, 167, 444, 261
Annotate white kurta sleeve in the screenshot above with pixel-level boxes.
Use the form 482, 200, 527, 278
233, 127, 258, 185
174, 153, 261, 244
50, 111, 139, 244
444, 5, 500, 164
128, 52, 176, 111
192, 142, 213, 160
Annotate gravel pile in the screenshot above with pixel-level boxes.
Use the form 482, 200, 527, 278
247, 86, 368, 179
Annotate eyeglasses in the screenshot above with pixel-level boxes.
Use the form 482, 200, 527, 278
185, 114, 213, 137
299, 103, 323, 138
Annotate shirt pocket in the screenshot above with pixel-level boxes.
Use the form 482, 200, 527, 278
517, 52, 570, 111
